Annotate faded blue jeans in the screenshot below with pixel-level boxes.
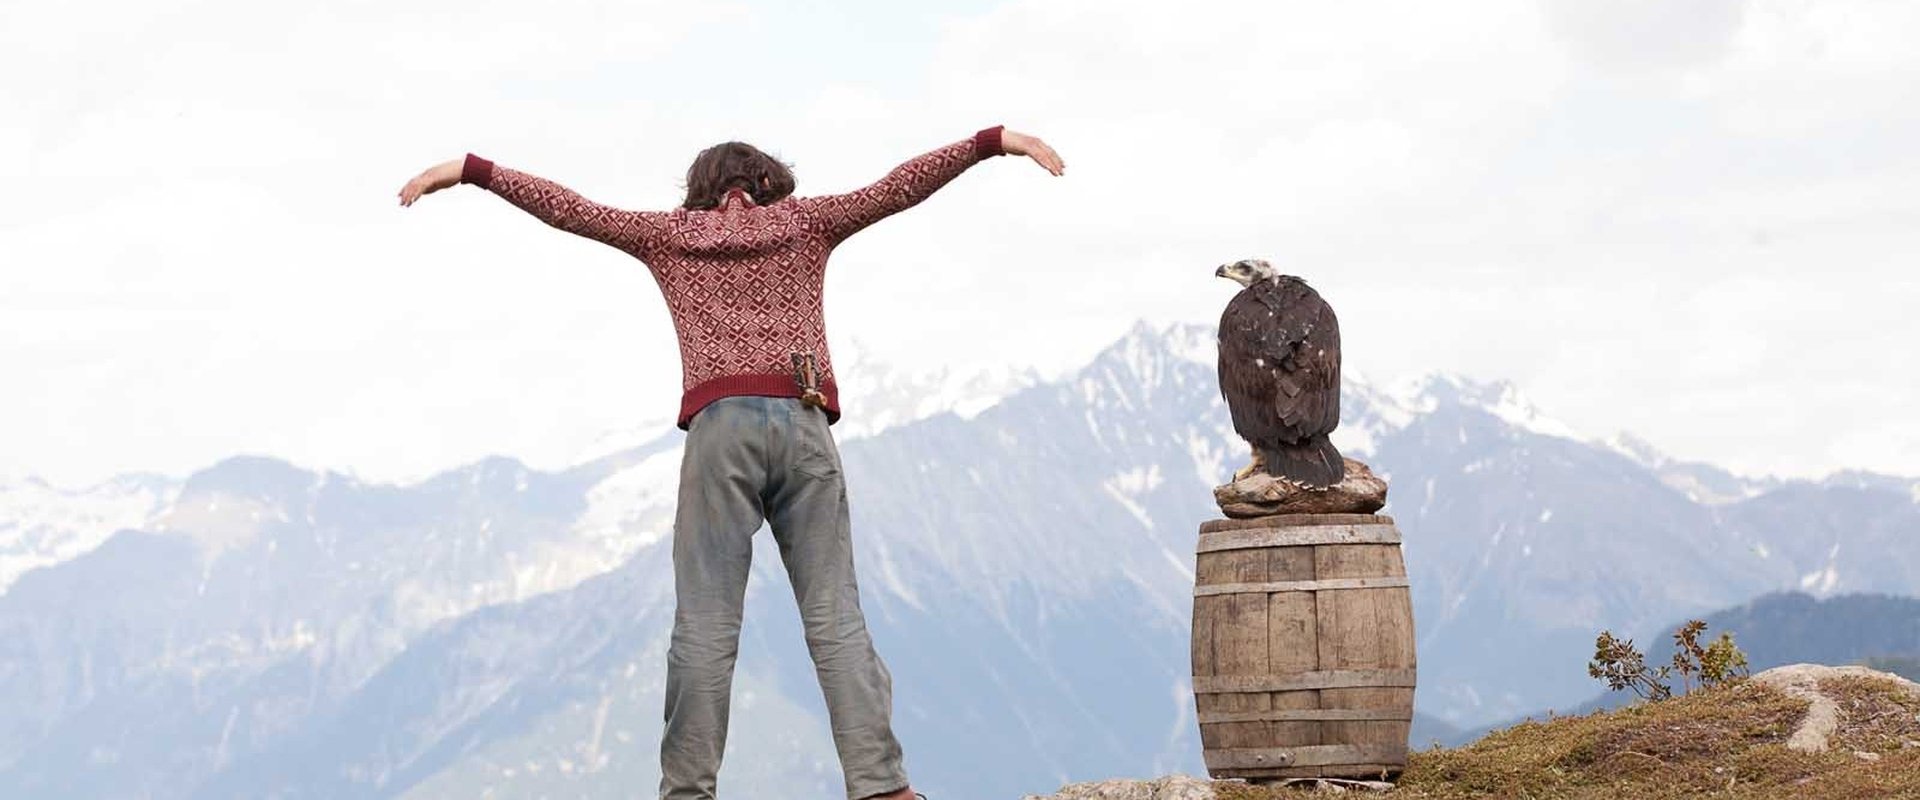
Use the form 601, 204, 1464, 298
659, 396, 909, 800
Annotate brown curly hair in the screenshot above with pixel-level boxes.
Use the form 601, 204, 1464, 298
682, 142, 796, 209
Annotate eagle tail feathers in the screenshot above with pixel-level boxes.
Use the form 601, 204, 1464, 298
1259, 436, 1344, 488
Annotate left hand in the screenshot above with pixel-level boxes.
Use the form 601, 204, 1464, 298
1002, 130, 1065, 176
398, 159, 465, 207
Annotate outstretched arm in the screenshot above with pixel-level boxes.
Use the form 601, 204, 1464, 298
799, 126, 1064, 244
397, 154, 669, 258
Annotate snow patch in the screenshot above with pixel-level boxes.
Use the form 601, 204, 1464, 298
1186, 430, 1229, 490
1476, 381, 1582, 440
1102, 465, 1164, 529
831, 345, 1042, 441
1331, 424, 1378, 459
1159, 322, 1219, 368
563, 416, 679, 466
1603, 432, 1669, 468
1798, 564, 1840, 594
1160, 545, 1195, 583
871, 539, 925, 612
571, 448, 682, 557
1381, 374, 1584, 441
0, 475, 179, 594
1797, 542, 1843, 595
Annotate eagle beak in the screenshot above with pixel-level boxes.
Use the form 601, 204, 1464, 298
1214, 264, 1231, 279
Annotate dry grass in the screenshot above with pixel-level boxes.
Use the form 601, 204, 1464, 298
1820, 675, 1920, 756
1212, 677, 1920, 799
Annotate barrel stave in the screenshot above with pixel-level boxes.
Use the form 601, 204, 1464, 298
1193, 548, 1278, 749
1313, 542, 1415, 750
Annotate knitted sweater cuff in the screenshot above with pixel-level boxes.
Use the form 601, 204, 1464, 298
460, 153, 495, 189
974, 126, 1005, 160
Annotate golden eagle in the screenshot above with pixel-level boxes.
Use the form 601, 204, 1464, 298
1215, 259, 1344, 487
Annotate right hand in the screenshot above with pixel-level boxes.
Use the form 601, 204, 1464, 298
398, 159, 465, 207
1002, 130, 1065, 176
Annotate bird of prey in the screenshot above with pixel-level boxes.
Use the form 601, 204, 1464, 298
1214, 258, 1344, 487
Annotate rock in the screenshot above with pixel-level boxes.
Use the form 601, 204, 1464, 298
1275, 777, 1397, 792
1020, 774, 1216, 800
1214, 458, 1388, 518
1752, 663, 1920, 753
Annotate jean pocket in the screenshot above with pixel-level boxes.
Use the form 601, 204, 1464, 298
791, 412, 842, 480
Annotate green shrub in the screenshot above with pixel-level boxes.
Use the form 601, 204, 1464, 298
1588, 619, 1750, 700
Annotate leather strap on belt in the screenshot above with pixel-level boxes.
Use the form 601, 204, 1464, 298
790, 351, 828, 410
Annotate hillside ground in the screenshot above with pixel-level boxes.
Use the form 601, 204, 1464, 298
1217, 675, 1920, 799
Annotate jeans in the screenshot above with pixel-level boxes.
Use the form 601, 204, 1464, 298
659, 396, 909, 800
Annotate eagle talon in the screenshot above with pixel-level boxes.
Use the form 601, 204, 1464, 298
1231, 449, 1266, 483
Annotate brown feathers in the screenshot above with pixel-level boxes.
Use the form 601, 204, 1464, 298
1217, 275, 1345, 487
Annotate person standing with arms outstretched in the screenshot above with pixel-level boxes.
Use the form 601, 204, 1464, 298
398, 126, 1064, 800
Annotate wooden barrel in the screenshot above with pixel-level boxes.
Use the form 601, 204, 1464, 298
1190, 513, 1416, 781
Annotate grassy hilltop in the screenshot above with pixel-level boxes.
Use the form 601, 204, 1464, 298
1220, 672, 1920, 800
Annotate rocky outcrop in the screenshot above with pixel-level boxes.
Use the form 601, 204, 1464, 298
1020, 775, 1215, 800
1213, 458, 1388, 518
1753, 663, 1920, 753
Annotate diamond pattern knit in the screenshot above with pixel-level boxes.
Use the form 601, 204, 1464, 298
463, 127, 1004, 428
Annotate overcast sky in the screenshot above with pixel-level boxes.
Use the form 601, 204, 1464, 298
6, 0, 1918, 486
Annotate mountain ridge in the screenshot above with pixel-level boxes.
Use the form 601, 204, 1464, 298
0, 321, 1913, 798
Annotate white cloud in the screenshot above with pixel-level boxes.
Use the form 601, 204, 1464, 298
1543, 0, 1747, 70
6, 0, 1919, 484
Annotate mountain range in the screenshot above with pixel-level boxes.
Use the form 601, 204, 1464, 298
2, 321, 1914, 798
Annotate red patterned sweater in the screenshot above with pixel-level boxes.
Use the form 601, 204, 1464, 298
462, 126, 1005, 429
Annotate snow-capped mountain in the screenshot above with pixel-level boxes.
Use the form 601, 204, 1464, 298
0, 472, 177, 595
1, 321, 1913, 798
827, 337, 1048, 442
1601, 432, 1780, 505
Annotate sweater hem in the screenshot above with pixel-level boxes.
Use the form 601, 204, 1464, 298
677, 374, 842, 429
